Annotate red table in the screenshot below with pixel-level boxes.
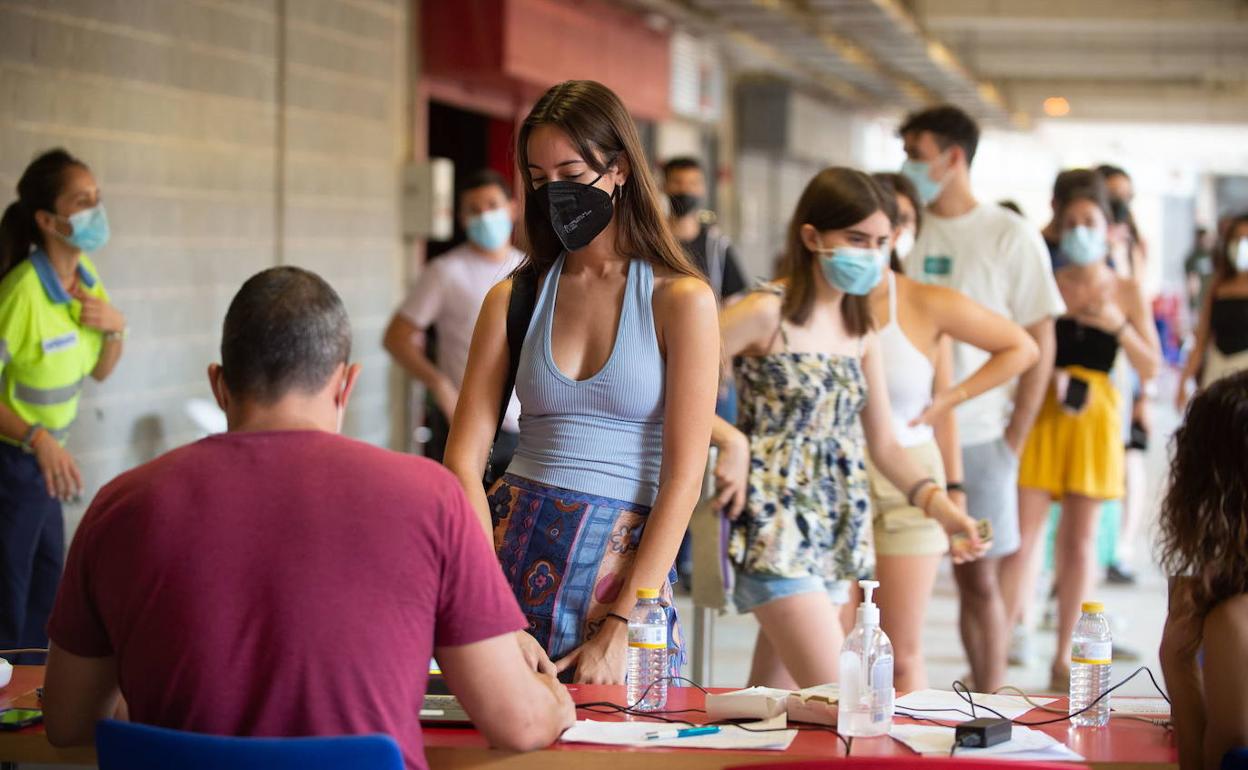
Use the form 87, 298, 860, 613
426, 685, 1175, 769
0, 666, 1175, 768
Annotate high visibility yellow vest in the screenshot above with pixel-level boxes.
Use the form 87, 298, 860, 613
0, 250, 109, 445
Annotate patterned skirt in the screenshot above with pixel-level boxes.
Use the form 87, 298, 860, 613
488, 474, 683, 677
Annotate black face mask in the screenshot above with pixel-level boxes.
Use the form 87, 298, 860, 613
1109, 198, 1130, 225
668, 192, 701, 218
531, 171, 616, 252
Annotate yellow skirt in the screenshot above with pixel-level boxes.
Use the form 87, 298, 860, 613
1018, 366, 1124, 501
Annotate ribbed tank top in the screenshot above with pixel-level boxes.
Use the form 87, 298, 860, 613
878, 272, 936, 447
508, 253, 666, 506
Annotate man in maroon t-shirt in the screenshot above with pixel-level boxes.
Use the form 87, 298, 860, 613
42, 267, 574, 769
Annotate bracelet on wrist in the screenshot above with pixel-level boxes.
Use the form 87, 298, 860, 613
20, 423, 45, 454
906, 477, 937, 506
604, 612, 629, 626
946, 481, 965, 493
104, 326, 129, 342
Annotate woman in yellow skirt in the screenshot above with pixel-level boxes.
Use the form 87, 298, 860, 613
1009, 171, 1160, 691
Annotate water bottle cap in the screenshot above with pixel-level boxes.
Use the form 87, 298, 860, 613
636, 588, 660, 599
1081, 601, 1105, 613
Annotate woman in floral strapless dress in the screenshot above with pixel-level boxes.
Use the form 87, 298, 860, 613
711, 167, 986, 689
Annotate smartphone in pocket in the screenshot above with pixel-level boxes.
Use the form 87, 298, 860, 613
1062, 376, 1090, 413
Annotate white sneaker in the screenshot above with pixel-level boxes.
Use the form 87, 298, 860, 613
1008, 625, 1033, 667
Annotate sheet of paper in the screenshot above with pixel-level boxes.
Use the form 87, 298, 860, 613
890, 723, 1084, 762
1111, 697, 1171, 715
560, 715, 796, 751
895, 689, 1056, 723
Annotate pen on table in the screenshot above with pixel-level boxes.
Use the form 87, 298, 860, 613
646, 726, 721, 741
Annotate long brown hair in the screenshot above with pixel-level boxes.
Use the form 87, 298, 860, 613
780, 167, 886, 335
516, 80, 700, 280
1213, 213, 1248, 284
1158, 369, 1248, 621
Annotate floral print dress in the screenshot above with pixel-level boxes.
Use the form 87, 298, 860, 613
728, 283, 874, 585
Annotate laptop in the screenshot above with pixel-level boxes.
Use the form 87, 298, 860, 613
421, 662, 472, 726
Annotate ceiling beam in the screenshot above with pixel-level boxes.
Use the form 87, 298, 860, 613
914, 0, 1248, 24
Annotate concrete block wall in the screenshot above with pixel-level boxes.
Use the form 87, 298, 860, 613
0, 0, 410, 536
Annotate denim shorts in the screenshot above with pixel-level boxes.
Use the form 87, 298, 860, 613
733, 570, 851, 613
963, 438, 1022, 559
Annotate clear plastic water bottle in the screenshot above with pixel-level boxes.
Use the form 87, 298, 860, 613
1070, 601, 1112, 727
626, 588, 669, 711
837, 580, 895, 737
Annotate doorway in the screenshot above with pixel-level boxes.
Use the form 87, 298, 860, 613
427, 100, 515, 259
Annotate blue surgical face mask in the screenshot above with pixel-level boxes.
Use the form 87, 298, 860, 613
901, 156, 947, 206
465, 207, 513, 252
817, 246, 884, 295
1060, 225, 1107, 266
53, 204, 110, 253
1233, 237, 1248, 272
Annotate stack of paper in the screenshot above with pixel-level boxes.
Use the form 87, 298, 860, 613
705, 686, 791, 721
786, 684, 839, 727
561, 715, 797, 751
896, 689, 1056, 723
891, 723, 1084, 762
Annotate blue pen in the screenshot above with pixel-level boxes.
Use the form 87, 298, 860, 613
645, 726, 721, 741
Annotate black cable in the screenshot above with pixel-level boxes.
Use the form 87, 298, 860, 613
709, 718, 853, 756
895, 709, 974, 726
952, 680, 978, 719
949, 666, 1171, 728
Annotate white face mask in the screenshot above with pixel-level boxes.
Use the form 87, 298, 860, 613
894, 228, 916, 260
1235, 237, 1248, 273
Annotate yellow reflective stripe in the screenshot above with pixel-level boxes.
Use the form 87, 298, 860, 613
14, 377, 83, 406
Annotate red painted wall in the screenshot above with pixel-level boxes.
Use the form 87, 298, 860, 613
423, 0, 670, 121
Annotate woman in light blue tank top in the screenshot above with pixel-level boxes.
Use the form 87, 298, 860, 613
445, 81, 720, 685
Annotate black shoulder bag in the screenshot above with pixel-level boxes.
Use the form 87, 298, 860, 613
483, 268, 539, 487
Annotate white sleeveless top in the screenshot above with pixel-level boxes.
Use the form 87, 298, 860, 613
879, 271, 936, 447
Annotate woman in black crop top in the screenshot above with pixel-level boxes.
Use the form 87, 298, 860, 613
1002, 175, 1161, 691
1178, 213, 1248, 409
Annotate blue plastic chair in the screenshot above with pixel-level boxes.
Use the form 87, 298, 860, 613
95, 719, 404, 770
1223, 747, 1248, 770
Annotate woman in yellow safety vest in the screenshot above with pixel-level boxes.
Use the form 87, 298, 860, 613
0, 149, 126, 663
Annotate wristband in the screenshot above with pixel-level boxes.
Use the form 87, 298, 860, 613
946, 482, 965, 493
906, 477, 937, 506
105, 326, 129, 342
20, 423, 44, 454
605, 612, 629, 626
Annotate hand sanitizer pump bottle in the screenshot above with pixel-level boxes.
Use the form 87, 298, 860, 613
837, 579, 895, 737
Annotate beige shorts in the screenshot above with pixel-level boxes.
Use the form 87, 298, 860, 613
867, 440, 949, 557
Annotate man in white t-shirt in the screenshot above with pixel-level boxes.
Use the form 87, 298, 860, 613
384, 169, 524, 481
900, 106, 1065, 693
